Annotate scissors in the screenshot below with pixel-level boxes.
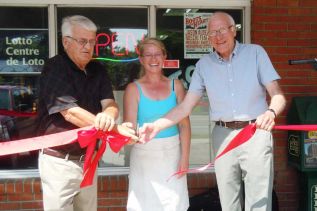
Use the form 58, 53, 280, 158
136, 123, 139, 137
135, 123, 145, 144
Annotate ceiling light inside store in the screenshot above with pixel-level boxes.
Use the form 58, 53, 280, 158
235, 24, 242, 31
158, 35, 168, 40
163, 8, 199, 16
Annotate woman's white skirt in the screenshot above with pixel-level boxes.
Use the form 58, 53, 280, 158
127, 135, 189, 211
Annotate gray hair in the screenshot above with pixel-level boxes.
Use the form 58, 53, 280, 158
61, 15, 97, 37
208, 12, 236, 31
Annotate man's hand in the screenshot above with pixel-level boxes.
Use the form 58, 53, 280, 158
255, 110, 276, 131
94, 112, 115, 131
138, 123, 160, 143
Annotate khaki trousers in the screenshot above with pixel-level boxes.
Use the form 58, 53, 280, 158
39, 152, 97, 211
212, 125, 273, 211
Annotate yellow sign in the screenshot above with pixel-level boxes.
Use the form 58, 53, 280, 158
308, 131, 317, 139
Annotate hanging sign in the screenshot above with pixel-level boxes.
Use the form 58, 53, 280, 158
184, 13, 212, 59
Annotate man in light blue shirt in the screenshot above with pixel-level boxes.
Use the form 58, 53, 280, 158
139, 11, 286, 211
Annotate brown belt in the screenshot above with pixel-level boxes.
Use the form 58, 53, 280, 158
42, 148, 85, 162
215, 120, 256, 129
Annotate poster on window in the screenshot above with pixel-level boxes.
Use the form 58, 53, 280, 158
0, 29, 48, 73
184, 13, 212, 59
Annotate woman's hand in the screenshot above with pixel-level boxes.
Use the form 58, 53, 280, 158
177, 157, 189, 178
118, 122, 139, 144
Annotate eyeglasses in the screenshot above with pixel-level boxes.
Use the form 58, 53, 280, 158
208, 25, 234, 37
142, 53, 164, 59
66, 36, 96, 47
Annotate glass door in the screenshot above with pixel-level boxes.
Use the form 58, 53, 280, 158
156, 8, 243, 165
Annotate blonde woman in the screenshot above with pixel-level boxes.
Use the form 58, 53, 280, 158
124, 37, 191, 211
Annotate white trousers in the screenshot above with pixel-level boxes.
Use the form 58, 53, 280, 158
127, 135, 189, 211
38, 152, 97, 211
212, 126, 273, 211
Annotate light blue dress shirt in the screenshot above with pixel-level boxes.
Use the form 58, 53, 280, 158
189, 41, 280, 122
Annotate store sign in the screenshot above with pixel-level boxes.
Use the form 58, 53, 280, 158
95, 32, 143, 57
163, 60, 179, 69
288, 135, 300, 157
184, 13, 212, 59
304, 132, 317, 167
168, 65, 195, 90
0, 29, 49, 73
94, 29, 146, 63
0, 29, 145, 73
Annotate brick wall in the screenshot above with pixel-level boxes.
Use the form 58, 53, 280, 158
252, 0, 317, 210
0, 173, 216, 210
0, 179, 42, 210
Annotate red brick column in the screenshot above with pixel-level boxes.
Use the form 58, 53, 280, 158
252, 0, 317, 210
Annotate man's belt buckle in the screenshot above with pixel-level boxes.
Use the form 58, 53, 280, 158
78, 154, 85, 162
65, 153, 85, 162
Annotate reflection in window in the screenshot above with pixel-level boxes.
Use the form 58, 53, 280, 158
156, 8, 243, 166
0, 88, 10, 110
57, 7, 148, 91
57, 7, 148, 167
0, 7, 47, 170
0, 7, 48, 73
0, 30, 49, 73
95, 28, 147, 90
12, 87, 35, 112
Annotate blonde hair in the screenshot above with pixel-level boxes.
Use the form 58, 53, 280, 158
138, 37, 167, 77
138, 37, 167, 57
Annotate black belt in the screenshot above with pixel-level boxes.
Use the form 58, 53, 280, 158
215, 120, 256, 129
42, 148, 85, 162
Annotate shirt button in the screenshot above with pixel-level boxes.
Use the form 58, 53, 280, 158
231, 93, 234, 96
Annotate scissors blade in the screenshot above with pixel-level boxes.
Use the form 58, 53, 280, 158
136, 123, 139, 137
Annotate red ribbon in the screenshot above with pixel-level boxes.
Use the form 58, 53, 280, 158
216, 124, 317, 160
214, 124, 256, 160
168, 124, 317, 179
77, 128, 131, 187
0, 109, 37, 117
0, 126, 131, 188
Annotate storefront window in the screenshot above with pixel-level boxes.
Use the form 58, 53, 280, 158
0, 7, 48, 73
57, 7, 147, 90
0, 7, 48, 169
57, 7, 148, 167
0, 5, 245, 172
156, 8, 243, 165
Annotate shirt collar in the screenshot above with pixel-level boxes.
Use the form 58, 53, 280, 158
212, 40, 240, 62
62, 51, 90, 74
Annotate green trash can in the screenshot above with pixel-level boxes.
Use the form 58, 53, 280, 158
287, 96, 317, 211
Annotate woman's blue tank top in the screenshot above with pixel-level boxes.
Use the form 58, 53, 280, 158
136, 80, 179, 138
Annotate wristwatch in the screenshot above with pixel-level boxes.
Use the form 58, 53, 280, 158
267, 108, 276, 118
